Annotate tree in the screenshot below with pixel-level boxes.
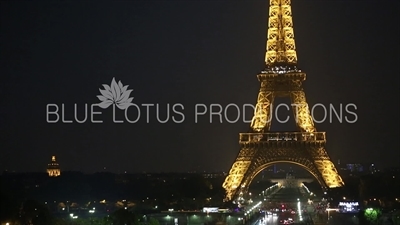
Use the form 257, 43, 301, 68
147, 217, 160, 225
18, 199, 54, 225
0, 192, 17, 222
364, 208, 382, 225
109, 208, 139, 225
358, 210, 370, 225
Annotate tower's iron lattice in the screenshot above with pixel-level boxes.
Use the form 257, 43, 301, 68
222, 0, 344, 201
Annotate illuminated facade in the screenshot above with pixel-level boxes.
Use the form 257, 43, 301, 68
338, 202, 360, 213
47, 156, 61, 177
270, 172, 314, 188
222, 0, 344, 201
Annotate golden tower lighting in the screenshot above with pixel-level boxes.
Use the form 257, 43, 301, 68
222, 0, 344, 202
47, 155, 61, 177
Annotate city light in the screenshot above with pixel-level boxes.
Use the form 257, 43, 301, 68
0, 1, 397, 225
297, 199, 303, 221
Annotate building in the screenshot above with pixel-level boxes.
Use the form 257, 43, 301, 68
47, 155, 61, 177
346, 163, 364, 173
270, 172, 313, 188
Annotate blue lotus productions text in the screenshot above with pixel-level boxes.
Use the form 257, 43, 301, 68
46, 103, 358, 124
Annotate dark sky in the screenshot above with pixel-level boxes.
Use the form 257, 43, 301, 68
1, 0, 399, 174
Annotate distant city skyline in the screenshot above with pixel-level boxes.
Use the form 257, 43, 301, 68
2, 156, 392, 175
1, 0, 399, 173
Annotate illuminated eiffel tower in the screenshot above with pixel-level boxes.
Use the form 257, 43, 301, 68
222, 0, 344, 201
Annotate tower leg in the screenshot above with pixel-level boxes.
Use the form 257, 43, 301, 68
310, 146, 345, 188
290, 91, 315, 133
251, 90, 275, 132
222, 145, 255, 201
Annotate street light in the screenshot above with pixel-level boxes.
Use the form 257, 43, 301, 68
328, 209, 330, 220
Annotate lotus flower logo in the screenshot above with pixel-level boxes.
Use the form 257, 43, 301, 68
97, 78, 134, 110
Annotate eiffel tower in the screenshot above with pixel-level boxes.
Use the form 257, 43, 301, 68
222, 0, 344, 201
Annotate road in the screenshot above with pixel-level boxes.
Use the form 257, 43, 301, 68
250, 213, 280, 225
246, 184, 363, 225
248, 208, 298, 225
247, 187, 306, 225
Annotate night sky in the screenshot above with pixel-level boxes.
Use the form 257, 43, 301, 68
1, 0, 399, 174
